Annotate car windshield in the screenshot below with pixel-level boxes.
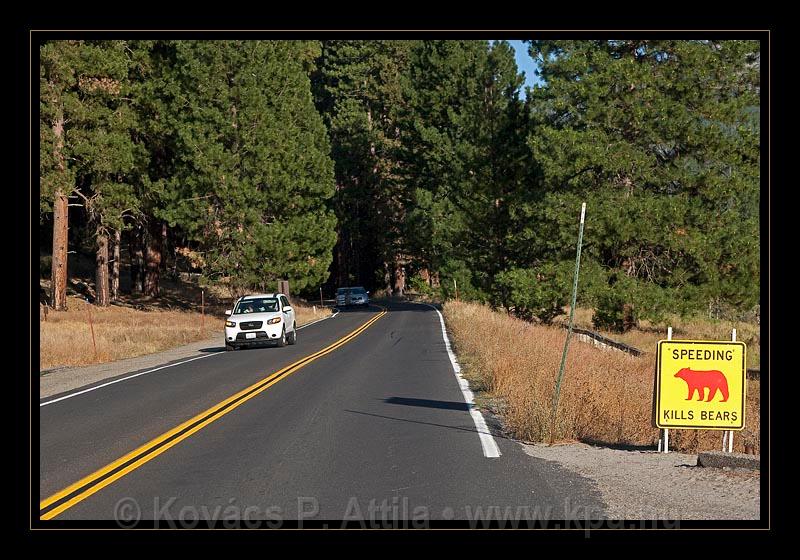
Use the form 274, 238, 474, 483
233, 298, 279, 315
352, 289, 365, 295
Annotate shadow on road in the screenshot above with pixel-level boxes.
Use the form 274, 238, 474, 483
344, 409, 510, 440
383, 396, 470, 411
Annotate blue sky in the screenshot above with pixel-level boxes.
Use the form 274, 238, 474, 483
507, 40, 542, 97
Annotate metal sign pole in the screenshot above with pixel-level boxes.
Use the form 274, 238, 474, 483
660, 326, 673, 454
550, 202, 586, 444
726, 329, 737, 453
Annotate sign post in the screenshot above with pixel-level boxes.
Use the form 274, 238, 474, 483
550, 202, 586, 444
655, 338, 747, 436
721, 329, 738, 453
658, 327, 673, 453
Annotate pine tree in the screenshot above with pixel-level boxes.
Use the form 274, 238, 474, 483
527, 39, 760, 326
313, 40, 412, 293
41, 41, 80, 310
40, 41, 140, 308
168, 41, 337, 295
67, 41, 141, 306
401, 40, 529, 304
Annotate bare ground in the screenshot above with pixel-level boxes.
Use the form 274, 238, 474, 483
521, 441, 760, 521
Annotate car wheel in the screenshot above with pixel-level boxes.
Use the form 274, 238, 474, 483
276, 327, 286, 348
288, 323, 297, 345
225, 343, 236, 351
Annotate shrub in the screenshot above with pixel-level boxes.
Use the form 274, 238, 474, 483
495, 264, 567, 324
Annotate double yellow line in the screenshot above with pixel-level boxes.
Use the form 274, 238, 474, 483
40, 307, 387, 520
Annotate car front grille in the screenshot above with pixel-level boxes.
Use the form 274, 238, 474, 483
239, 321, 263, 330
236, 331, 268, 341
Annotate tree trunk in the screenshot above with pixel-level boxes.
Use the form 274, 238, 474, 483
144, 220, 164, 296
95, 232, 110, 307
393, 259, 405, 297
129, 225, 144, 293
110, 229, 120, 301
383, 261, 392, 296
50, 112, 68, 311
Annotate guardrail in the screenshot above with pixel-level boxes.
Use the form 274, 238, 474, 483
567, 325, 761, 379
571, 327, 644, 357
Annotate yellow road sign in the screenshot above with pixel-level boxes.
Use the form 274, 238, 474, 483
655, 340, 746, 430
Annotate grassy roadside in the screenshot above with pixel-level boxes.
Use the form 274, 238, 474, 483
443, 301, 760, 455
40, 295, 331, 371
553, 307, 760, 369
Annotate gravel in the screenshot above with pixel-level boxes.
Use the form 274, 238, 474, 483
521, 441, 760, 520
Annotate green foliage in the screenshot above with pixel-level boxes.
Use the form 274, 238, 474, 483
408, 273, 438, 299
169, 41, 337, 293
39, 39, 760, 324
402, 40, 531, 304
528, 39, 760, 318
495, 264, 568, 323
312, 40, 413, 287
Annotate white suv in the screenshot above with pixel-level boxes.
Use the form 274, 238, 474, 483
224, 293, 297, 351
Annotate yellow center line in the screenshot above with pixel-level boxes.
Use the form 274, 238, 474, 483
40, 307, 387, 520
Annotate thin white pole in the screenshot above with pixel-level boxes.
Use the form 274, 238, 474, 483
727, 328, 737, 453
662, 326, 672, 454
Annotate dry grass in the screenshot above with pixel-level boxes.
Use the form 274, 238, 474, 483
444, 301, 760, 455
554, 307, 761, 369
40, 295, 331, 371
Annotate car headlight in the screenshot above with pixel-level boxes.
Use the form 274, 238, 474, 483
267, 317, 282, 324
225, 321, 236, 327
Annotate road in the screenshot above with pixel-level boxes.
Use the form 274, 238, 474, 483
39, 301, 604, 525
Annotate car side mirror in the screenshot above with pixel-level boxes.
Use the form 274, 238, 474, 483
283, 306, 292, 313
366, 291, 370, 294
225, 309, 232, 316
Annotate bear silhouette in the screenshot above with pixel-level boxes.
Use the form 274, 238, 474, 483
674, 368, 729, 402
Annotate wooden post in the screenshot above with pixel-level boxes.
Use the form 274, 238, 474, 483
278, 279, 290, 299
320, 286, 324, 308
201, 289, 205, 334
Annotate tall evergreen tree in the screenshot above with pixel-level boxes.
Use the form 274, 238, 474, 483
401, 40, 529, 304
168, 41, 337, 295
40, 40, 141, 307
313, 40, 412, 293
40, 41, 80, 310
527, 39, 760, 327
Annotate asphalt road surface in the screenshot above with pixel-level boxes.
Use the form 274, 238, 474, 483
39, 301, 604, 526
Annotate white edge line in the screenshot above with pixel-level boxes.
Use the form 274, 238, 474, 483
297, 308, 339, 330
39, 353, 221, 407
40, 308, 342, 407
420, 303, 501, 458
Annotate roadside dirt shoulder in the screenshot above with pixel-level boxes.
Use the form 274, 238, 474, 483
522, 442, 759, 520
40, 336, 222, 400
